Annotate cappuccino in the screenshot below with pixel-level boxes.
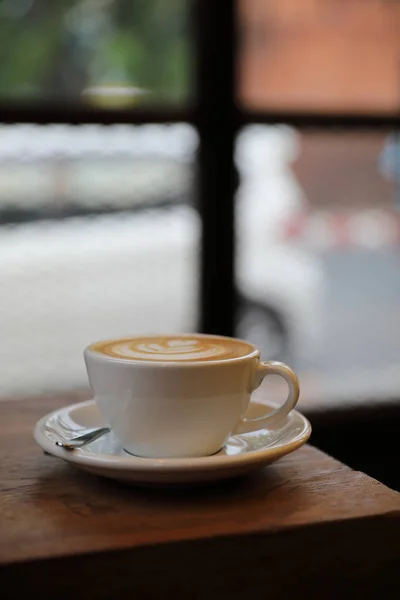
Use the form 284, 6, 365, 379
89, 335, 254, 363
85, 333, 300, 457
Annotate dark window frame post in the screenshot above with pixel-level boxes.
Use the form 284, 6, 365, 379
195, 0, 238, 336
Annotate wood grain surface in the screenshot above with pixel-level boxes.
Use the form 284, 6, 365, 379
1, 394, 400, 599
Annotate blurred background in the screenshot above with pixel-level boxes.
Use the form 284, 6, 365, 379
1, 0, 400, 404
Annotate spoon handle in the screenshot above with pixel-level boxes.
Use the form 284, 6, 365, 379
55, 426, 110, 450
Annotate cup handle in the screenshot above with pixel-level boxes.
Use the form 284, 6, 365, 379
234, 361, 300, 434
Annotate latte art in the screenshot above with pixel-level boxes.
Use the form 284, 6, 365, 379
90, 335, 254, 362
108, 339, 226, 361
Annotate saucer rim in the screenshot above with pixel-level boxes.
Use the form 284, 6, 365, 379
34, 399, 311, 473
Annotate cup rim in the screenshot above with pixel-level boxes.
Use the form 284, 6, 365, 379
84, 332, 260, 367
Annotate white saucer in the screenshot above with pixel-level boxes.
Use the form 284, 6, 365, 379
34, 399, 311, 485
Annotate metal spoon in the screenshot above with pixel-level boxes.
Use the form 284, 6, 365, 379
55, 426, 110, 451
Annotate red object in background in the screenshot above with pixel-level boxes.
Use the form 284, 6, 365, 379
331, 212, 352, 248
280, 209, 400, 250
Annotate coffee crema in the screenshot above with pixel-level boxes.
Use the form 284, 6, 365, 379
90, 335, 254, 362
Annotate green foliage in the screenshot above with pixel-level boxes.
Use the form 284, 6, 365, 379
0, 0, 191, 103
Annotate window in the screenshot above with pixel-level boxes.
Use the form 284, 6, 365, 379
1, 0, 399, 400
0, 123, 200, 394
0, 0, 192, 106
236, 0, 400, 404
238, 0, 400, 114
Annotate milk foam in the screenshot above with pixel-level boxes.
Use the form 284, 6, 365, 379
90, 335, 254, 362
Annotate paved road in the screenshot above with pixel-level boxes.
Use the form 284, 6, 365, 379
296, 248, 400, 396
1, 233, 399, 398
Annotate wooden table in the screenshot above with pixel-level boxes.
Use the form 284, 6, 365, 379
1, 395, 400, 599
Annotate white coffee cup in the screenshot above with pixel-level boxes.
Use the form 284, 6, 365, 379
84, 333, 300, 458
